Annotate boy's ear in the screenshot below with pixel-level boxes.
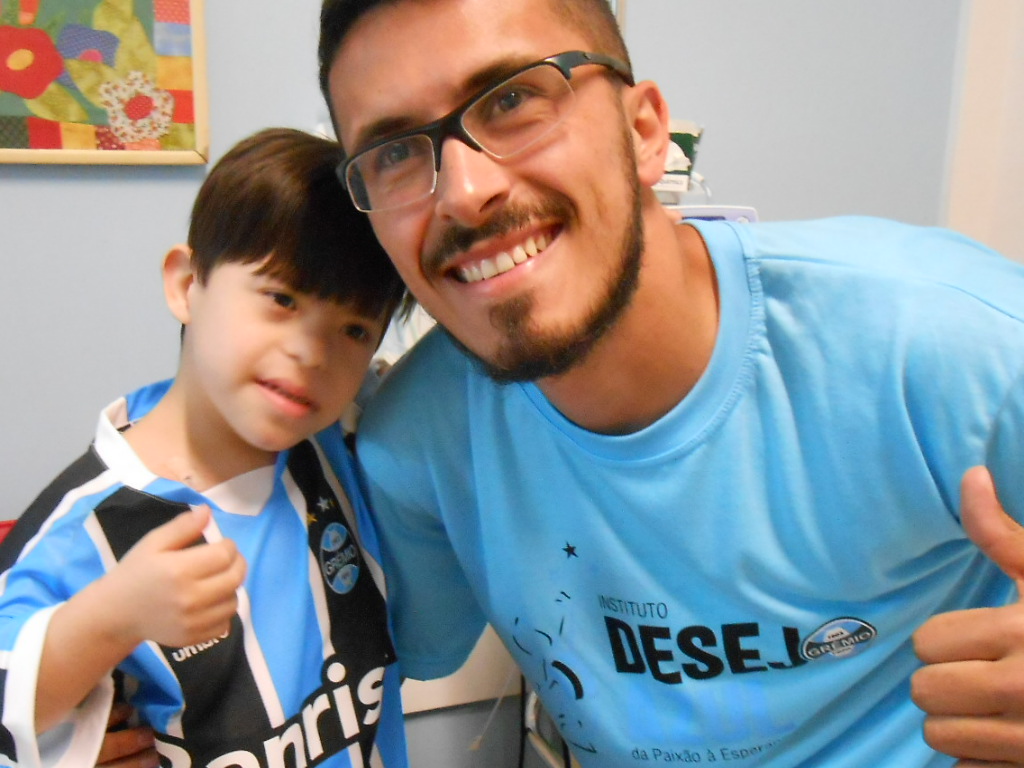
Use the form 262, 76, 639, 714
162, 244, 195, 324
624, 79, 672, 189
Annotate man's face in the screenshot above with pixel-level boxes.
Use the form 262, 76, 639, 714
328, 0, 645, 381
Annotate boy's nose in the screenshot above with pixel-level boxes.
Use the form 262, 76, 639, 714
285, 326, 327, 368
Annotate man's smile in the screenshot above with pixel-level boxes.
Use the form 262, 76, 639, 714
455, 230, 553, 283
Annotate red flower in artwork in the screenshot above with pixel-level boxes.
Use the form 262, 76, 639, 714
0, 26, 64, 99
99, 72, 174, 143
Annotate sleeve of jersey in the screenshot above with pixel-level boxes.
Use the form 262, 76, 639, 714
0, 525, 113, 767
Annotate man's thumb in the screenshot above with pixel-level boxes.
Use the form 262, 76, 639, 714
961, 465, 1024, 582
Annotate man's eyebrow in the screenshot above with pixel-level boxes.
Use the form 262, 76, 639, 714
351, 116, 420, 154
463, 56, 539, 93
349, 55, 547, 153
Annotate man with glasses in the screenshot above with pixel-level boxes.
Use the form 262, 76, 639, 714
316, 0, 1024, 766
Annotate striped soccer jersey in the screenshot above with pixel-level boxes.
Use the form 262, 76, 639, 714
0, 381, 408, 768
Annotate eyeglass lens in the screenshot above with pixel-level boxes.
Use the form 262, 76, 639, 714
346, 62, 573, 211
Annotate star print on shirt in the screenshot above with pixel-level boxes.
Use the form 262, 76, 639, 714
317, 497, 334, 512
563, 543, 578, 558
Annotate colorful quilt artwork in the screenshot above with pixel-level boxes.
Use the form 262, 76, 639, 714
0, 0, 207, 163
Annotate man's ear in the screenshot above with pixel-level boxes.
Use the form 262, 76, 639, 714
162, 244, 195, 325
624, 80, 672, 189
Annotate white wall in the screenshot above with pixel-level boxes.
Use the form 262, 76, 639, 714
624, 0, 963, 225
946, 0, 1024, 262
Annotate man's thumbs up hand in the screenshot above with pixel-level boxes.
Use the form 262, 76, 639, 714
960, 465, 1024, 583
912, 466, 1024, 766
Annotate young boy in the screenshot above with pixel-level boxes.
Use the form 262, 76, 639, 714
0, 128, 410, 768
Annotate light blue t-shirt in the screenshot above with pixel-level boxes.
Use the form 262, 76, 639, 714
358, 217, 1024, 767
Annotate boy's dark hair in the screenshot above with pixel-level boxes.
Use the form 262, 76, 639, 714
188, 127, 406, 321
317, 0, 631, 133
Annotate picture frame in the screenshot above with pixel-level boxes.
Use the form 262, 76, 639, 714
0, 0, 208, 165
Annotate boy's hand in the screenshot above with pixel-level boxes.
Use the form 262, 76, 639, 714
105, 505, 246, 649
97, 703, 158, 768
36, 507, 246, 735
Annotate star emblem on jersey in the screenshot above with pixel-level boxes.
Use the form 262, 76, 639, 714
317, 496, 334, 512
563, 542, 578, 558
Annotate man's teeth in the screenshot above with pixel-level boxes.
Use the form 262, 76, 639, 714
457, 233, 550, 284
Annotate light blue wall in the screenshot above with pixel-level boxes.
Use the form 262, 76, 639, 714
624, 0, 964, 224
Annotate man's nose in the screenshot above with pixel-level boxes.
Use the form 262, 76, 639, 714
432, 137, 510, 226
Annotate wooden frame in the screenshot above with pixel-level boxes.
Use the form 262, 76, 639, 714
0, 0, 208, 165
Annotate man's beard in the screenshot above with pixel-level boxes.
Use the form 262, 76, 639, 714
430, 132, 645, 383
483, 179, 642, 382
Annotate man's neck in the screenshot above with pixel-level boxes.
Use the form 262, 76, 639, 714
537, 213, 719, 435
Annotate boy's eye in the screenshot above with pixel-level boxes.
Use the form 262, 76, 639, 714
345, 324, 372, 343
268, 292, 296, 309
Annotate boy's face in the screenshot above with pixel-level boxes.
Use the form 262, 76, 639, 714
179, 258, 386, 457
327, 0, 646, 381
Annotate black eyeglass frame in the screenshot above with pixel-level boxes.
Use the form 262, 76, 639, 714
338, 50, 635, 211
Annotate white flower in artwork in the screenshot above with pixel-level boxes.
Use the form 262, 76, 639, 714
99, 71, 174, 145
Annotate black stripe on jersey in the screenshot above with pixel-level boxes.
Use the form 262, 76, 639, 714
0, 667, 15, 764
0, 448, 106, 569
93, 488, 274, 757
288, 440, 397, 763
92, 486, 191, 560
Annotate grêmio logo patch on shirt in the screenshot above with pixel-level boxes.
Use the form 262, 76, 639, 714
320, 521, 361, 594
801, 617, 878, 660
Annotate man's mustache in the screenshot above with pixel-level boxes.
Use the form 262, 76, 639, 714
422, 197, 576, 275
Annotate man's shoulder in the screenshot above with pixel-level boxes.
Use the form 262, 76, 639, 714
355, 333, 464, 470
364, 328, 472, 423
748, 216, 1005, 269
743, 216, 1024, 312
356, 329, 477, 497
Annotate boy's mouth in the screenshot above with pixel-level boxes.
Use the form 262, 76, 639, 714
259, 379, 314, 409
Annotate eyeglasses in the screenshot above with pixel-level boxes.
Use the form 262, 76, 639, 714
338, 50, 634, 213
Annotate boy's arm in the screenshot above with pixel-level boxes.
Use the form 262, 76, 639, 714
35, 505, 246, 734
